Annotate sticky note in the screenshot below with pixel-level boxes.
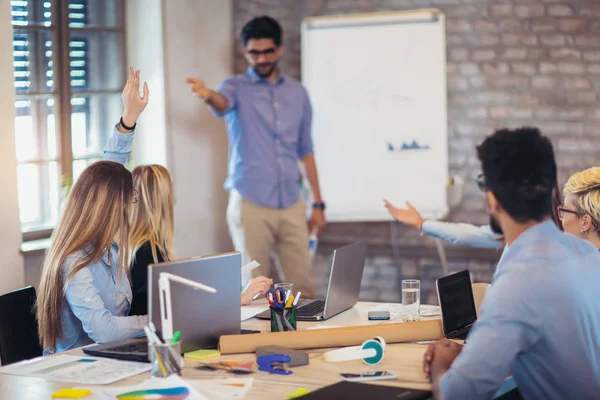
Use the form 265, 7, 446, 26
52, 388, 91, 398
183, 349, 221, 361
286, 387, 311, 399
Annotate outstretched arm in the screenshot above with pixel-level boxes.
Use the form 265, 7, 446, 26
186, 77, 230, 115
384, 200, 504, 249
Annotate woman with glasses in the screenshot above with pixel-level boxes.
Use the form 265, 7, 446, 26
560, 167, 600, 250
37, 68, 149, 354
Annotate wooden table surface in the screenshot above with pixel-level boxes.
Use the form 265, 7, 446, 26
0, 302, 439, 399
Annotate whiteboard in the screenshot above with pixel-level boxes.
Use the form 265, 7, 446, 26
302, 10, 448, 222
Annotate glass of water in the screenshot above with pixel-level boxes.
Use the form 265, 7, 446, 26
274, 283, 293, 296
402, 279, 420, 322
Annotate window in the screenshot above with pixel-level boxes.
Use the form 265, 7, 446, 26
11, 0, 125, 238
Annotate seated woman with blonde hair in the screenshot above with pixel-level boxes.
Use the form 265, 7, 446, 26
127, 164, 273, 315
560, 166, 600, 250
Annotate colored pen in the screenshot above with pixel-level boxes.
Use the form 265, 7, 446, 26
170, 331, 181, 345
293, 291, 302, 307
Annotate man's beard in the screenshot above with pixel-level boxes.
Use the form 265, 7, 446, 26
489, 214, 503, 235
254, 62, 276, 78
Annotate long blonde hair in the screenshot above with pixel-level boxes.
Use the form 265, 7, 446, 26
37, 161, 134, 351
129, 165, 175, 264
563, 166, 600, 233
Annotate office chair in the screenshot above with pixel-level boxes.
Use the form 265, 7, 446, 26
0, 286, 43, 365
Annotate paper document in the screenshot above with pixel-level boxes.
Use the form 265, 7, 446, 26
241, 260, 261, 275
189, 377, 254, 400
0, 354, 150, 385
373, 303, 440, 319
241, 306, 268, 321
102, 375, 208, 399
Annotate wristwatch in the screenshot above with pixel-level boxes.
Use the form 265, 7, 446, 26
312, 202, 326, 210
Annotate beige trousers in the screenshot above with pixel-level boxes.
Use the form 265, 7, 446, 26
227, 190, 315, 299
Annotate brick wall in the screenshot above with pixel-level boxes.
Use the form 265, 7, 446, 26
233, 0, 600, 303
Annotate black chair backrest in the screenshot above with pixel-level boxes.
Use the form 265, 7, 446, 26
0, 286, 43, 365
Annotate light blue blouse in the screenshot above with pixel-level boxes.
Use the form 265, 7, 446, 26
46, 127, 147, 354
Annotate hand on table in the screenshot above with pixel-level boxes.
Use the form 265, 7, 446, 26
423, 338, 463, 380
241, 276, 273, 305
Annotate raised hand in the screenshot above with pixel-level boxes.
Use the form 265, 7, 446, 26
121, 66, 149, 128
185, 77, 211, 99
383, 200, 425, 229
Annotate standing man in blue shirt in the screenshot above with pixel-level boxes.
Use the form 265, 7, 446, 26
423, 127, 600, 399
186, 16, 325, 297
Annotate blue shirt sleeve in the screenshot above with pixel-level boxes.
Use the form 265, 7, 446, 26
439, 272, 542, 399
297, 89, 314, 158
63, 260, 148, 344
103, 124, 135, 165
422, 220, 504, 249
210, 77, 238, 117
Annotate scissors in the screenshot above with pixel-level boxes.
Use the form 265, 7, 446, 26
266, 288, 286, 309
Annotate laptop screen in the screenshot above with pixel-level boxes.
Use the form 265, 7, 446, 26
437, 270, 477, 335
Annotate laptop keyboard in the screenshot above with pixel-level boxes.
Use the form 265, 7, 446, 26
107, 341, 148, 354
295, 300, 326, 317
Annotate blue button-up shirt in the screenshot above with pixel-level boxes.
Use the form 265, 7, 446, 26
211, 67, 313, 209
440, 220, 600, 399
45, 128, 147, 354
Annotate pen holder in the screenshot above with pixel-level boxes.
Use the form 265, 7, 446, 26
271, 307, 296, 332
270, 307, 297, 332
149, 340, 183, 378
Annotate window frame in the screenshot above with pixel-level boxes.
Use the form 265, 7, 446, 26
13, 0, 126, 242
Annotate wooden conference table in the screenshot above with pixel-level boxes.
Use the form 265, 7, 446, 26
0, 302, 440, 399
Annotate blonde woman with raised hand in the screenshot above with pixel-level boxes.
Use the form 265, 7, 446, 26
37, 67, 149, 354
560, 167, 600, 250
127, 165, 273, 315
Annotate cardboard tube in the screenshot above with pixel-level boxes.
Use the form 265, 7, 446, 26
219, 319, 443, 355
472, 283, 491, 317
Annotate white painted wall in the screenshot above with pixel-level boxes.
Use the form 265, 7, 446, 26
126, 0, 168, 167
0, 1, 26, 294
162, 0, 233, 257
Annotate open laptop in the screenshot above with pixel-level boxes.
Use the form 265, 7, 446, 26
257, 241, 368, 321
84, 252, 247, 362
436, 269, 478, 341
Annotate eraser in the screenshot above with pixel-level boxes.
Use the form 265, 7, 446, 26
256, 345, 309, 367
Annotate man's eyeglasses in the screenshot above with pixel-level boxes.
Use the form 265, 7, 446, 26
475, 174, 487, 191
247, 47, 277, 59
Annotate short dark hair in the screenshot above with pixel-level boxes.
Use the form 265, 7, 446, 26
477, 127, 556, 223
240, 16, 282, 46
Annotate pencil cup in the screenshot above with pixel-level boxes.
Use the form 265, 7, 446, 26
270, 307, 297, 332
149, 340, 182, 378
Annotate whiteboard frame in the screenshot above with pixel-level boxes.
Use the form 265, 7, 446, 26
301, 9, 449, 222
302, 9, 441, 30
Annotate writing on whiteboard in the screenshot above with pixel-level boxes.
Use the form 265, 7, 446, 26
387, 140, 431, 152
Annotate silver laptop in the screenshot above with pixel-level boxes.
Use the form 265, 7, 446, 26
83, 252, 253, 361
257, 241, 368, 321
148, 252, 242, 352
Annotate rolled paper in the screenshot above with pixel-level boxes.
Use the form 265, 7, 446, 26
219, 319, 443, 355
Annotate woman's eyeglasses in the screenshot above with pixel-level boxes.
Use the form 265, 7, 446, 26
558, 205, 598, 227
557, 206, 579, 220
